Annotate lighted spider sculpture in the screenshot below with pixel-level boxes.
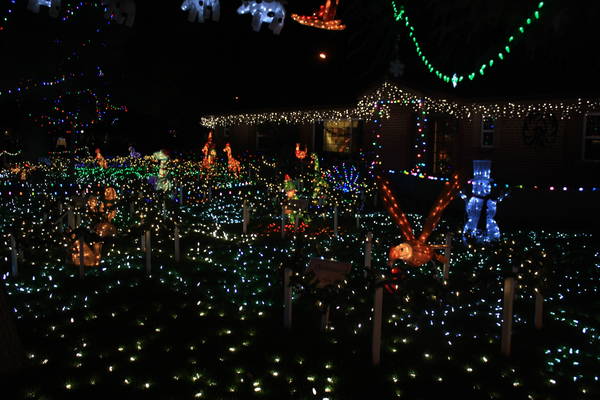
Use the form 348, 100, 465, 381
378, 173, 461, 292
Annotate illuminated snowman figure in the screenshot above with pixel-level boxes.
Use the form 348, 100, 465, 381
181, 0, 220, 23
461, 160, 508, 243
237, 0, 286, 35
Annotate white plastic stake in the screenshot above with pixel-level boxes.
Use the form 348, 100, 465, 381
321, 305, 330, 331
372, 284, 383, 366
79, 236, 85, 279
58, 203, 64, 233
334, 205, 338, 237
145, 230, 151, 275
243, 200, 249, 234
356, 213, 360, 229
281, 206, 286, 239
501, 277, 516, 356
68, 208, 75, 229
284, 267, 292, 329
443, 233, 452, 280
174, 225, 181, 262
534, 291, 543, 330
179, 187, 183, 205
364, 232, 373, 278
10, 234, 17, 277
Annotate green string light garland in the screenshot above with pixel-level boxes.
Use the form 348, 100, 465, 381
390, 1, 548, 88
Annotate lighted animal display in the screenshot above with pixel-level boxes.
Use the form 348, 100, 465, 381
128, 146, 141, 158
237, 0, 286, 35
102, 0, 136, 27
295, 143, 307, 160
291, 0, 345, 30
461, 160, 508, 243
378, 173, 460, 287
27, 0, 61, 18
181, 0, 220, 23
152, 149, 172, 192
223, 143, 241, 176
72, 187, 118, 267
95, 148, 108, 169
201, 131, 216, 170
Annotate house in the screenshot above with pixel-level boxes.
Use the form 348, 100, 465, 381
201, 82, 600, 185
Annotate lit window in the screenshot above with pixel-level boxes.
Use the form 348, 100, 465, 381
323, 120, 357, 153
481, 117, 495, 148
583, 114, 600, 161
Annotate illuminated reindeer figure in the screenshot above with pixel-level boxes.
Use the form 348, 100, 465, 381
378, 173, 461, 291
181, 0, 220, 23
27, 0, 62, 18
237, 0, 286, 35
223, 143, 241, 176
95, 148, 108, 169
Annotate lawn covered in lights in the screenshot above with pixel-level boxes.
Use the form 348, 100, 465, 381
1, 153, 599, 400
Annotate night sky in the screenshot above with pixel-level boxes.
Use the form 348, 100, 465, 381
1, 1, 599, 127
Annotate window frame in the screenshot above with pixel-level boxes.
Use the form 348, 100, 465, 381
480, 116, 495, 149
321, 119, 357, 154
582, 112, 600, 162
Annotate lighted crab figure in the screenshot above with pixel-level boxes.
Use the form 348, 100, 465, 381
291, 0, 346, 31
378, 173, 461, 290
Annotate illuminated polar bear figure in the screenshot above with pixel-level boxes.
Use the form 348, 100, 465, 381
181, 0, 220, 23
102, 0, 136, 27
27, 0, 62, 18
461, 160, 508, 243
237, 0, 286, 35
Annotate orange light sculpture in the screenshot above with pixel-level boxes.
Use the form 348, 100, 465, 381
295, 143, 307, 160
223, 143, 241, 176
95, 148, 108, 169
201, 131, 216, 170
378, 173, 461, 289
291, 0, 346, 31
71, 236, 103, 267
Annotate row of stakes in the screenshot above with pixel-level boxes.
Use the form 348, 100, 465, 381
5, 198, 544, 361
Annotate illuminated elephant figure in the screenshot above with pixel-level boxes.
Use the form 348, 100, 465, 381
27, 0, 61, 18
461, 160, 508, 243
378, 173, 461, 291
102, 0, 136, 27
237, 0, 286, 35
181, 0, 220, 23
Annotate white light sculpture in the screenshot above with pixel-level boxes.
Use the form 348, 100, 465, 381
27, 0, 61, 18
237, 0, 286, 35
462, 160, 508, 243
181, 0, 220, 23
102, 0, 136, 27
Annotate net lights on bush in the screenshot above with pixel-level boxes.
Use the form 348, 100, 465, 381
391, 1, 549, 87
237, 0, 286, 35
291, 0, 345, 31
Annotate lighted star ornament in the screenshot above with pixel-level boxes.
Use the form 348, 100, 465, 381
379, 173, 461, 270
291, 0, 345, 31
181, 0, 220, 23
237, 0, 286, 35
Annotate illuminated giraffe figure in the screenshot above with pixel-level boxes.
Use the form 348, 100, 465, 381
201, 131, 216, 170
95, 148, 108, 169
378, 173, 461, 292
223, 143, 241, 176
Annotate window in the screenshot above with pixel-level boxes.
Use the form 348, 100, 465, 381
583, 114, 600, 161
323, 120, 356, 153
481, 117, 495, 148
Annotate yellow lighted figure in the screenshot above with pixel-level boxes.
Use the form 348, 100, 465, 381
223, 143, 241, 176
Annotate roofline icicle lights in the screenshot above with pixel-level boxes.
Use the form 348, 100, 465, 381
200, 82, 600, 128
391, 1, 548, 88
